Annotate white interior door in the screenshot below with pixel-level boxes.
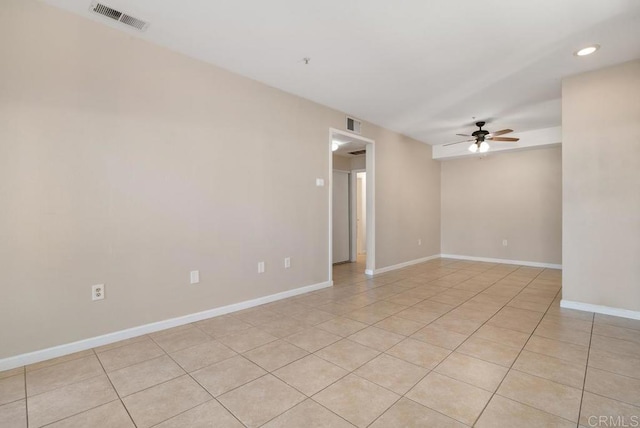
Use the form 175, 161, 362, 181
332, 170, 350, 264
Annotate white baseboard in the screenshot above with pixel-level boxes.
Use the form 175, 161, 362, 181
0, 280, 332, 371
369, 254, 441, 275
561, 300, 640, 320
440, 254, 562, 270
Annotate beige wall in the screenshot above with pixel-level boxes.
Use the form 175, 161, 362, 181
441, 148, 562, 265
0, 0, 440, 358
332, 155, 351, 171
562, 60, 640, 312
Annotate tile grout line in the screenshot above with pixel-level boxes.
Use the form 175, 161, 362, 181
91, 347, 139, 428
575, 310, 595, 428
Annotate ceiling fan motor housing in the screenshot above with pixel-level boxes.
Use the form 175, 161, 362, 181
471, 122, 489, 141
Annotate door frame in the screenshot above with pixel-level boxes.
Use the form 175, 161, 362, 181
328, 128, 375, 284
350, 169, 365, 262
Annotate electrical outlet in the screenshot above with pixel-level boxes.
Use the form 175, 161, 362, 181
284, 257, 291, 269
190, 270, 200, 284
418, 239, 422, 246
502, 239, 508, 247
92, 284, 105, 301
258, 261, 265, 273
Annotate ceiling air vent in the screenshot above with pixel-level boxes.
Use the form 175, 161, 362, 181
346, 116, 362, 134
349, 150, 366, 156
90, 2, 148, 31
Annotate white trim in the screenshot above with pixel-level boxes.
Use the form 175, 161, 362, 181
0, 280, 331, 371
440, 254, 562, 269
560, 300, 640, 321
350, 168, 366, 262
369, 254, 441, 275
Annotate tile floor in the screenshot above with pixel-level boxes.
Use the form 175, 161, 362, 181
1, 258, 640, 427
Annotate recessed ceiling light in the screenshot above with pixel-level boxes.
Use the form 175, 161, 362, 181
574, 45, 600, 56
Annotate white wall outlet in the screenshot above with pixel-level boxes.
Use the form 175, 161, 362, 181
418, 239, 422, 246
190, 270, 200, 284
316, 178, 325, 187
502, 239, 508, 247
258, 261, 265, 273
92, 284, 105, 301
284, 257, 291, 269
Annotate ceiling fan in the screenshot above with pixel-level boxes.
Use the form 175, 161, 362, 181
445, 121, 519, 153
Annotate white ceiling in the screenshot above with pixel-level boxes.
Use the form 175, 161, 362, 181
45, 0, 640, 145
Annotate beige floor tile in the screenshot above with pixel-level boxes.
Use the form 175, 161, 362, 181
28, 374, 117, 428
26, 355, 104, 397
316, 317, 368, 337
593, 323, 640, 344
151, 326, 212, 353
410, 324, 469, 350
315, 339, 380, 371
431, 316, 483, 335
0, 400, 26, 428
584, 367, 640, 407
541, 315, 593, 333
263, 399, 354, 428
412, 300, 456, 314
45, 400, 134, 428
497, 370, 582, 422
579, 391, 640, 428
314, 374, 399, 428
457, 336, 520, 367
473, 324, 530, 349
395, 308, 441, 324
285, 328, 341, 353
476, 395, 575, 428
195, 315, 253, 338
169, 339, 237, 372
369, 397, 465, 428
524, 336, 588, 365
96, 338, 165, 372
122, 375, 211, 428
26, 350, 95, 372
0, 367, 24, 381
191, 355, 266, 397
348, 326, 405, 352
217, 327, 278, 353
386, 338, 450, 369
258, 317, 311, 338
234, 308, 286, 326
93, 336, 150, 354
290, 309, 336, 325
508, 299, 550, 313
513, 350, 585, 389
590, 333, 640, 358
534, 323, 591, 347
406, 371, 492, 425
0, 374, 24, 405
344, 308, 391, 324
243, 340, 308, 372
373, 316, 424, 336
107, 355, 185, 397
154, 399, 244, 428
435, 352, 508, 392
218, 374, 305, 428
588, 347, 640, 379
595, 314, 640, 331
274, 355, 347, 396
354, 354, 428, 394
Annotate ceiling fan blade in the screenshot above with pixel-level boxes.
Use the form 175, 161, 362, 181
456, 133, 472, 137
487, 129, 513, 137
443, 139, 475, 146
488, 137, 519, 142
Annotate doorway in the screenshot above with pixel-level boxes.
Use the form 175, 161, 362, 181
329, 128, 375, 283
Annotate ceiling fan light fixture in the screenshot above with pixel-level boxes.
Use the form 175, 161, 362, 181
479, 141, 490, 153
575, 44, 600, 56
468, 143, 478, 153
